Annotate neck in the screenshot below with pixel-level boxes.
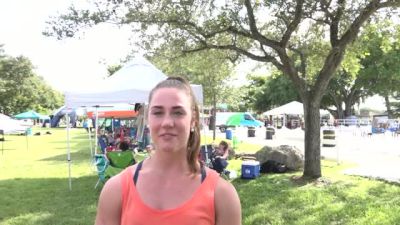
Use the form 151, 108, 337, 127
149, 150, 191, 174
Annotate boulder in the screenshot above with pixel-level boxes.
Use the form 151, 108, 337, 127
255, 145, 304, 171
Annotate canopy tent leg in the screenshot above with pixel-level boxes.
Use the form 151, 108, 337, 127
67, 113, 72, 191
88, 121, 93, 157
94, 106, 99, 154
201, 106, 211, 166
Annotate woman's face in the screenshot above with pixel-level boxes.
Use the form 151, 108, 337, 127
148, 88, 193, 153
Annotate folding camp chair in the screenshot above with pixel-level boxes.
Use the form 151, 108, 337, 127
0, 130, 4, 155
106, 151, 136, 169
98, 136, 108, 154
200, 144, 215, 168
94, 151, 138, 188
200, 144, 230, 178
94, 154, 108, 189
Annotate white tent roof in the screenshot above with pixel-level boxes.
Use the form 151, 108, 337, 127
65, 56, 203, 108
263, 101, 331, 116
0, 113, 26, 134
263, 101, 304, 116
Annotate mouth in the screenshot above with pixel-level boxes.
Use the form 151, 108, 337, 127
159, 133, 177, 138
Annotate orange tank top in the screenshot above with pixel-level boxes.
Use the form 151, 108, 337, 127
120, 163, 219, 225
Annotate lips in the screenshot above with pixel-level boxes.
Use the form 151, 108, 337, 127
159, 133, 177, 138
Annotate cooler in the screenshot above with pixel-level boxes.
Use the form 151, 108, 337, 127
241, 160, 260, 179
226, 129, 233, 140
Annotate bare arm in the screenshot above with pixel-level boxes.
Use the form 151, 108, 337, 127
94, 174, 122, 225
215, 178, 242, 225
221, 148, 229, 160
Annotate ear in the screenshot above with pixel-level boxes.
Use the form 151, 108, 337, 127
190, 120, 196, 130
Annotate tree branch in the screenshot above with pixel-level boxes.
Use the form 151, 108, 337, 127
339, 0, 388, 48
320, 0, 334, 18
314, 0, 399, 100
313, 47, 346, 100
243, 0, 282, 49
280, 0, 304, 46
378, 0, 400, 8
289, 46, 307, 78
330, 0, 345, 46
183, 43, 284, 70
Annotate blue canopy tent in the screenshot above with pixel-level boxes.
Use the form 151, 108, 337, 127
14, 110, 42, 120
14, 110, 50, 120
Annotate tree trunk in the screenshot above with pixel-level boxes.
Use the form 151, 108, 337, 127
212, 93, 217, 140
302, 95, 322, 178
344, 90, 356, 117
344, 101, 353, 118
384, 95, 393, 118
337, 104, 344, 119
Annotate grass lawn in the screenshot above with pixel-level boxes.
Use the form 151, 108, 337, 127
0, 128, 98, 225
1, 128, 399, 225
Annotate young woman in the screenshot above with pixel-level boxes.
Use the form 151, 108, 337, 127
95, 77, 241, 225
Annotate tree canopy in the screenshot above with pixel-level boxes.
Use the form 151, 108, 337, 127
245, 72, 300, 113
0, 48, 63, 115
356, 21, 400, 117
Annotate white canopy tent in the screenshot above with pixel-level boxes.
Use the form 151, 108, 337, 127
64, 56, 204, 190
65, 57, 203, 108
263, 101, 330, 116
0, 113, 26, 134
263, 101, 332, 129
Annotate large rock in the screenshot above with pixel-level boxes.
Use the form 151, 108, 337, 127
255, 145, 304, 171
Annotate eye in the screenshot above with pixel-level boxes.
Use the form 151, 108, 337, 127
172, 110, 185, 116
151, 110, 163, 116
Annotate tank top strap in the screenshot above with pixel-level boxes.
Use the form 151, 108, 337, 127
200, 162, 207, 183
133, 160, 143, 185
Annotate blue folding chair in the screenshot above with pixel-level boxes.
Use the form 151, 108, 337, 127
98, 136, 108, 154
94, 154, 108, 189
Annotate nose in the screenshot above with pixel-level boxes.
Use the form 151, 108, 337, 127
161, 114, 174, 128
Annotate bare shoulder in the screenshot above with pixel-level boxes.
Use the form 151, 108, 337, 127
215, 177, 242, 225
101, 172, 123, 195
95, 166, 134, 225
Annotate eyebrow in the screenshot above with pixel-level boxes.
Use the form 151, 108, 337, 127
150, 105, 186, 110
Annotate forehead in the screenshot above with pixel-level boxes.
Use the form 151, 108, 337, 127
150, 87, 191, 108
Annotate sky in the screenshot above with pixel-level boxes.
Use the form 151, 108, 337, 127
0, 0, 387, 111
0, 0, 134, 92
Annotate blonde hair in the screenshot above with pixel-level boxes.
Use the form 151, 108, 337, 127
148, 77, 201, 174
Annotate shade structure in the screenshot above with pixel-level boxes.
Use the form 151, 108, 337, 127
87, 110, 139, 119
0, 113, 26, 134
226, 114, 243, 126
65, 56, 204, 108
14, 110, 42, 120
263, 101, 304, 116
263, 101, 331, 116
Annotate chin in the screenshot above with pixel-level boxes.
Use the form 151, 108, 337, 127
156, 142, 174, 151
158, 143, 184, 153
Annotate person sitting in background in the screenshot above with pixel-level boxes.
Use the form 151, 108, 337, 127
212, 140, 229, 173
145, 144, 154, 157
106, 131, 115, 146
117, 141, 130, 151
